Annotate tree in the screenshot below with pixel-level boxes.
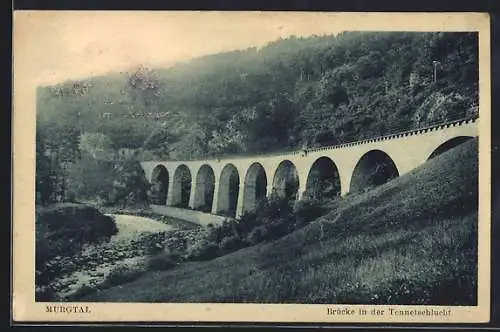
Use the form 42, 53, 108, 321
79, 132, 114, 160
110, 157, 149, 207
66, 156, 115, 204
142, 123, 177, 159
35, 130, 56, 205
127, 65, 164, 111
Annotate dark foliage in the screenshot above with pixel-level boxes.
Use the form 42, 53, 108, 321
186, 197, 326, 261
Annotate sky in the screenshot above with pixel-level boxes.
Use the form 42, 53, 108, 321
13, 11, 486, 87
14, 11, 349, 87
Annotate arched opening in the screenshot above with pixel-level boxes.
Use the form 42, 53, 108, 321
272, 160, 299, 201
242, 163, 267, 214
217, 164, 240, 217
193, 164, 215, 213
305, 157, 341, 200
172, 164, 192, 208
350, 150, 399, 193
427, 136, 474, 160
150, 165, 169, 205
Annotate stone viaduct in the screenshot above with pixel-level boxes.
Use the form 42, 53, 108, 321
140, 117, 478, 223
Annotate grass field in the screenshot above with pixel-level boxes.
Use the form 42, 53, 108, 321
82, 138, 478, 305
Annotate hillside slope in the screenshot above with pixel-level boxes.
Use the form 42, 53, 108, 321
82, 138, 478, 305
37, 32, 478, 161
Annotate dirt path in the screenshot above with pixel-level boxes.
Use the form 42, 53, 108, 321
107, 214, 173, 243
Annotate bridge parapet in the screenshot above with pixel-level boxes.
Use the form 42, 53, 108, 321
154, 117, 478, 163
305, 116, 478, 155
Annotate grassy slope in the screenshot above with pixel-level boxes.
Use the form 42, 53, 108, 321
83, 138, 478, 305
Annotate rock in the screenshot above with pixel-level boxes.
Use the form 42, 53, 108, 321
89, 261, 99, 268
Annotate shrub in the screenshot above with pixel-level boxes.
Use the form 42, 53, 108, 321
147, 253, 177, 271
35, 286, 58, 302
66, 284, 99, 301
246, 225, 270, 245
207, 218, 240, 243
219, 235, 246, 254
265, 218, 293, 240
180, 197, 325, 261
167, 250, 184, 262
103, 265, 143, 288
294, 198, 327, 223
186, 239, 220, 261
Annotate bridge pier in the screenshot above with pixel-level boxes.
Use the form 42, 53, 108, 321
340, 177, 352, 196
211, 179, 220, 214
266, 184, 274, 198
298, 183, 308, 201
165, 172, 177, 206
338, 164, 354, 196
188, 177, 198, 209
235, 184, 246, 219
192, 178, 216, 211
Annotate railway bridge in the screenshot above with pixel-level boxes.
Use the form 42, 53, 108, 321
140, 117, 478, 221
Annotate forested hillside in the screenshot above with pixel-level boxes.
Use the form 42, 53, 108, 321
36, 31, 478, 205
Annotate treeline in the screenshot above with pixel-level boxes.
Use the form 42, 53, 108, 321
36, 31, 478, 204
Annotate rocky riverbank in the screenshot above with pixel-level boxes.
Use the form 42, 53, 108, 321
36, 214, 204, 301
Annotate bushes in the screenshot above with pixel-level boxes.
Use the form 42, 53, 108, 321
147, 253, 178, 271
103, 265, 143, 287
186, 238, 220, 261
35, 286, 59, 302
185, 197, 326, 260
247, 226, 269, 245
219, 235, 246, 254
293, 198, 327, 222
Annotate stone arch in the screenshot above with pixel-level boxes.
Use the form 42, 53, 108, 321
272, 160, 299, 200
242, 162, 268, 214
350, 150, 399, 193
217, 164, 240, 217
427, 136, 474, 160
150, 165, 169, 205
193, 164, 215, 212
305, 157, 341, 200
172, 164, 192, 208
